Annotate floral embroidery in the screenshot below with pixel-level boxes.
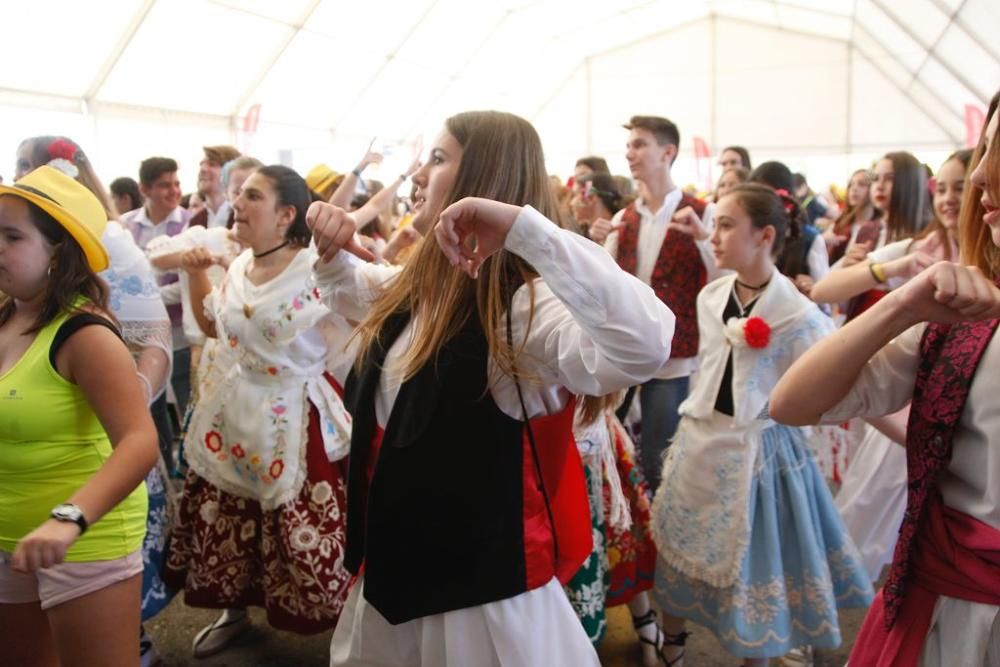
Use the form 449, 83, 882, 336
163, 468, 351, 632
259, 278, 322, 343
270, 459, 285, 479
231, 443, 246, 458
205, 431, 223, 453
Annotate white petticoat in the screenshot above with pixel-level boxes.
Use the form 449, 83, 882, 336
329, 576, 600, 667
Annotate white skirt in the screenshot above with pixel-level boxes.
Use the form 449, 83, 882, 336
329, 576, 600, 667
834, 423, 907, 582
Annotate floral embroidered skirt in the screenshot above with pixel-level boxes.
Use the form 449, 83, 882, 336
566, 418, 657, 644
141, 462, 176, 621
163, 401, 351, 634
653, 421, 873, 658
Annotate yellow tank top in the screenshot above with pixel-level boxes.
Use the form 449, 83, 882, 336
0, 308, 147, 560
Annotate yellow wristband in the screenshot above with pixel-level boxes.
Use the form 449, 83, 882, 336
869, 261, 887, 283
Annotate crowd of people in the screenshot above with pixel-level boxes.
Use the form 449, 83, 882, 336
0, 96, 998, 667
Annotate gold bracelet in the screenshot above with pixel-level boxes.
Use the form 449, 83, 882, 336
869, 261, 887, 283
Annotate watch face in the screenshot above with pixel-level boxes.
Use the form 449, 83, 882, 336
52, 505, 81, 521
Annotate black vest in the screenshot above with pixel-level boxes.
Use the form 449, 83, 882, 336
345, 310, 543, 624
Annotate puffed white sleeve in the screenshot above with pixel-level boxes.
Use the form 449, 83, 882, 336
807, 233, 830, 282
818, 323, 925, 424
311, 242, 402, 322
507, 206, 675, 397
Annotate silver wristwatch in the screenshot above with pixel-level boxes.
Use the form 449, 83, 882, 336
51, 503, 88, 535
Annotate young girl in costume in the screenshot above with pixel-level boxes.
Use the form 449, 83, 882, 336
823, 169, 880, 265
808, 149, 973, 582
650, 184, 872, 666
309, 110, 677, 666
163, 166, 353, 657
0, 166, 158, 666
771, 95, 1000, 667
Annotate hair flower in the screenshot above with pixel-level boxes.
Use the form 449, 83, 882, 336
47, 138, 78, 162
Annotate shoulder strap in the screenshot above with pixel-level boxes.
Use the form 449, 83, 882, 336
49, 313, 123, 367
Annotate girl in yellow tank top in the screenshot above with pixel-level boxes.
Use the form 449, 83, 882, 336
0, 166, 158, 666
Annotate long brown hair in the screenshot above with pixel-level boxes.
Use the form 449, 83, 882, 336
353, 112, 602, 417
831, 168, 878, 237
0, 199, 111, 334
960, 91, 1000, 279
355, 111, 557, 383
881, 151, 931, 243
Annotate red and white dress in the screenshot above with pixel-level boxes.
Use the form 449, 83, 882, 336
164, 247, 353, 634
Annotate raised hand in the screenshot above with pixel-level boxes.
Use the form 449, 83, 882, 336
357, 137, 384, 171
306, 201, 376, 264
822, 227, 849, 250
589, 217, 620, 244
11, 519, 81, 573
891, 261, 1000, 325
668, 206, 710, 241
435, 197, 522, 279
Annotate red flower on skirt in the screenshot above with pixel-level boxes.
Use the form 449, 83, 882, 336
231, 443, 246, 458
744, 317, 771, 348
270, 459, 285, 479
205, 431, 223, 452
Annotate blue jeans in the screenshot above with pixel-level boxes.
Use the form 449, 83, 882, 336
638, 376, 690, 492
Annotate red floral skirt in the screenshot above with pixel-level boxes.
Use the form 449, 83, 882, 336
605, 419, 657, 607
163, 400, 351, 634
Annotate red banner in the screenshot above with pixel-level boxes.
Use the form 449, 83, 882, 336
242, 104, 262, 134
965, 104, 985, 148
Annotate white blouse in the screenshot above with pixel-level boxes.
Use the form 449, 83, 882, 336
313, 206, 677, 428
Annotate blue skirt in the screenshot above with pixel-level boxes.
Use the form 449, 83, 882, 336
654, 423, 873, 658
140, 464, 176, 621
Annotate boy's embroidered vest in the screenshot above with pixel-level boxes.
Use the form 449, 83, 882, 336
615, 194, 707, 359
883, 317, 999, 626
344, 310, 591, 624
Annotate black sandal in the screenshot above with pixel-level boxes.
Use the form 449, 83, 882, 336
632, 610, 690, 666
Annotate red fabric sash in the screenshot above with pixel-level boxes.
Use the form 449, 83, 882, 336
850, 494, 1000, 666
522, 399, 592, 588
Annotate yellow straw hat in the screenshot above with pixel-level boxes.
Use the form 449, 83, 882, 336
305, 164, 341, 195
0, 165, 109, 271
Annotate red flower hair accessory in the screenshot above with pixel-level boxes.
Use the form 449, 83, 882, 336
744, 317, 771, 348
47, 138, 78, 162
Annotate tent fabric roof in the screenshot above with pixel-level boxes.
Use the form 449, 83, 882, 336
4, 0, 994, 136
2, 0, 996, 186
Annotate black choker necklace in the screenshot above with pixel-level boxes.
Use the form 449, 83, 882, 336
735, 277, 771, 291
253, 241, 289, 259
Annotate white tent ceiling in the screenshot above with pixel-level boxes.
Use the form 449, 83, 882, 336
0, 0, 996, 189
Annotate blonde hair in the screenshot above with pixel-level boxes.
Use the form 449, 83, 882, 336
960, 91, 1000, 279
353, 112, 606, 418
356, 112, 552, 382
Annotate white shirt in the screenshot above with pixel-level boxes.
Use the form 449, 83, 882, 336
602, 189, 720, 379
313, 206, 677, 427
146, 226, 241, 346
124, 205, 189, 251
208, 201, 232, 229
